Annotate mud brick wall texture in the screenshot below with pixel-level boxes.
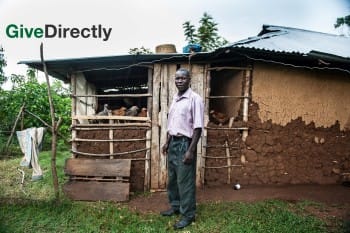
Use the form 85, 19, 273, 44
205, 102, 350, 186
77, 129, 147, 192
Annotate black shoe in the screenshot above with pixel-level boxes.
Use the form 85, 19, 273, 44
173, 217, 195, 229
160, 208, 180, 216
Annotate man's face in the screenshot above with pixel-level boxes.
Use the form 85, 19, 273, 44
175, 71, 190, 93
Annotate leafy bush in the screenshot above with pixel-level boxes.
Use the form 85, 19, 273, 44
0, 73, 71, 152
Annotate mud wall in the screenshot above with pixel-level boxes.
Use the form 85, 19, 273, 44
210, 70, 243, 118
252, 62, 350, 130
76, 129, 147, 192
205, 63, 350, 186
75, 73, 96, 124
242, 102, 350, 185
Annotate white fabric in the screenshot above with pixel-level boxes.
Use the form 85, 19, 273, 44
16, 127, 46, 181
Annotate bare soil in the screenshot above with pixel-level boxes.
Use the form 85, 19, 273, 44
129, 184, 350, 213
128, 184, 350, 228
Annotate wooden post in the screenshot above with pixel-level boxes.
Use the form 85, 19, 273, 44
21, 107, 24, 130
242, 70, 251, 141
201, 66, 211, 186
109, 111, 114, 159
4, 104, 25, 153
144, 130, 151, 191
225, 140, 231, 184
159, 64, 169, 189
144, 67, 153, 191
151, 64, 161, 190
189, 64, 205, 187
71, 73, 77, 158
40, 43, 59, 200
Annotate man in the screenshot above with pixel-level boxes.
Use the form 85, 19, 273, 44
160, 68, 204, 230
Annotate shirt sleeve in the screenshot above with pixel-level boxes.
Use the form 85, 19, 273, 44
192, 95, 204, 129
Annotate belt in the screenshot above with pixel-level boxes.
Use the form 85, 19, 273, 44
171, 135, 191, 141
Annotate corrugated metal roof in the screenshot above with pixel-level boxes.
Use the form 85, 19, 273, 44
20, 24, 350, 82
227, 25, 350, 59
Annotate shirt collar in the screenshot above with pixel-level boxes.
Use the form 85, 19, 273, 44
175, 88, 192, 101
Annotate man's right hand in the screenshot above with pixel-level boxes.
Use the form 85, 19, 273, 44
161, 143, 168, 155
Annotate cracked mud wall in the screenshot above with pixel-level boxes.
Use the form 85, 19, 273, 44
205, 62, 350, 186
252, 62, 350, 130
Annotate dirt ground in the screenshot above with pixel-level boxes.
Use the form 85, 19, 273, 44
128, 184, 350, 213
128, 184, 350, 223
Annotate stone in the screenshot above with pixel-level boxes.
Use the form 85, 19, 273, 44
265, 135, 275, 146
332, 168, 340, 174
320, 138, 325, 144
245, 149, 258, 162
274, 143, 283, 153
240, 155, 247, 164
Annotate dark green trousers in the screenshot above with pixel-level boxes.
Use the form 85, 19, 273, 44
167, 137, 196, 220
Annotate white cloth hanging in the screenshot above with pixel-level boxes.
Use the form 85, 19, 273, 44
16, 127, 46, 181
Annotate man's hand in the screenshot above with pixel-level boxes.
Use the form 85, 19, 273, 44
182, 151, 194, 164
161, 143, 169, 155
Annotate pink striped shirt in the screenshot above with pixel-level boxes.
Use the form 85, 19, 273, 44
167, 88, 204, 138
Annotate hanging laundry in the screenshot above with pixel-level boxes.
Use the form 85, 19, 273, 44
16, 127, 46, 181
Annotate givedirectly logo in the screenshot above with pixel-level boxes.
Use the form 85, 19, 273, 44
5, 24, 112, 41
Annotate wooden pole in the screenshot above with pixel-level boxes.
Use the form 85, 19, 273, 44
20, 107, 24, 130
72, 93, 152, 98
144, 67, 153, 191
144, 130, 151, 191
225, 140, 231, 184
40, 43, 59, 200
109, 111, 114, 159
207, 66, 252, 71
150, 64, 161, 190
242, 70, 251, 141
159, 64, 169, 189
201, 65, 211, 187
25, 109, 67, 142
72, 147, 150, 157
71, 73, 77, 158
4, 104, 25, 153
203, 164, 242, 169
191, 64, 205, 188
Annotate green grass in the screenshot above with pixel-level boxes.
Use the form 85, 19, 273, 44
0, 149, 68, 200
1, 199, 332, 233
0, 149, 348, 233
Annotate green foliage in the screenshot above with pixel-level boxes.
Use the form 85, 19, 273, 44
128, 46, 153, 55
334, 15, 350, 28
183, 12, 228, 52
0, 46, 7, 87
26, 68, 37, 79
183, 21, 196, 44
0, 72, 71, 145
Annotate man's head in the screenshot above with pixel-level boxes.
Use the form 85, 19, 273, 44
175, 68, 191, 94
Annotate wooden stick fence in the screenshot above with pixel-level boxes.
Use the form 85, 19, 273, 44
205, 127, 249, 130
71, 147, 150, 157
206, 96, 250, 99
71, 93, 152, 98
202, 155, 238, 159
203, 165, 242, 169
72, 138, 150, 142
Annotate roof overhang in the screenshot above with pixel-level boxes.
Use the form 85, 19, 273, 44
19, 53, 213, 84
